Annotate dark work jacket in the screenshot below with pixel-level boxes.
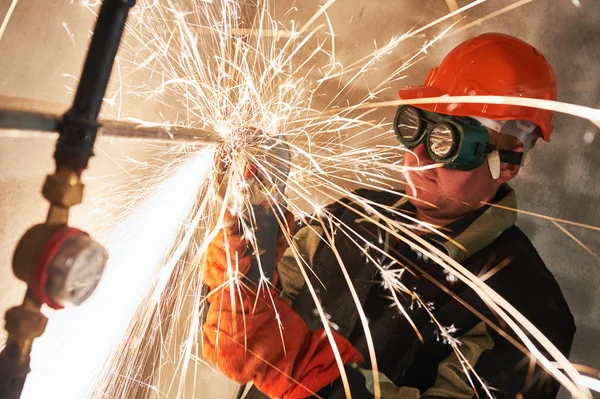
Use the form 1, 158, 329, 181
243, 187, 576, 399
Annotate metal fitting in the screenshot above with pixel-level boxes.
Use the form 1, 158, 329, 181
4, 303, 49, 349
42, 168, 84, 208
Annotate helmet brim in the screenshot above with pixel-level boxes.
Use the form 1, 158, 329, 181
398, 85, 493, 117
398, 86, 552, 141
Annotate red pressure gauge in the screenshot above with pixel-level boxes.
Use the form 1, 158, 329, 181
32, 227, 108, 309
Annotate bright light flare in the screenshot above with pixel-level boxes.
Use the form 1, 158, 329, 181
20, 148, 215, 399
33, 0, 600, 398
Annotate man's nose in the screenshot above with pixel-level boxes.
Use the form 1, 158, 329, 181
405, 143, 434, 167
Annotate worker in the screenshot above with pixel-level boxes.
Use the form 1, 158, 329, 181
202, 33, 576, 399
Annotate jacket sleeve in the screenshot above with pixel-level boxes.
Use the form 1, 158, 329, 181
420, 322, 494, 399
317, 308, 569, 399
276, 223, 325, 305
316, 322, 494, 399
408, 295, 572, 399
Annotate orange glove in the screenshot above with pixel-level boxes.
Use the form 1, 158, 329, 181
202, 210, 363, 399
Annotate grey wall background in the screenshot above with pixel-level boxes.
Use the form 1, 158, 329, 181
0, 0, 598, 398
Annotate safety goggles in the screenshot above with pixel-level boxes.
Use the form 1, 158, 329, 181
393, 105, 523, 171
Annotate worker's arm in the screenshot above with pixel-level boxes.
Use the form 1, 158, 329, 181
421, 323, 565, 399
315, 321, 494, 399
201, 211, 363, 399
320, 301, 570, 399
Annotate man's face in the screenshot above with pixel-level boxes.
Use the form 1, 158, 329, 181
404, 142, 501, 221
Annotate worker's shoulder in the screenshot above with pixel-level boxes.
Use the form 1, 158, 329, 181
482, 225, 576, 332
483, 224, 552, 284
296, 189, 402, 233
493, 224, 542, 261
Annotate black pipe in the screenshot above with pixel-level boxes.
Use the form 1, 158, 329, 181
0, 298, 49, 399
56, 0, 137, 170
0, 342, 32, 399
0, 1, 137, 397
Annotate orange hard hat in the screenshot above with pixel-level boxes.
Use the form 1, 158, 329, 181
398, 33, 557, 141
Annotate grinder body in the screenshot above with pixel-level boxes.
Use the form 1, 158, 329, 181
215, 132, 290, 284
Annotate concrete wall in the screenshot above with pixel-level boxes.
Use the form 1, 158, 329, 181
0, 0, 598, 398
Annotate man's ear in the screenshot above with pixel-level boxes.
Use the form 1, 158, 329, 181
496, 147, 523, 184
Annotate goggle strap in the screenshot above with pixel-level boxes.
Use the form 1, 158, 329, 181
484, 144, 523, 165
472, 116, 506, 132
498, 149, 523, 165
500, 120, 541, 163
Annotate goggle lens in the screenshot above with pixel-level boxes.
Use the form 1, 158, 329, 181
428, 123, 456, 159
394, 105, 523, 171
395, 106, 422, 140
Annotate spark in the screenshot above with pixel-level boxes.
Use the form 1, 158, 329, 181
579, 376, 600, 393
351, 95, 600, 128
551, 221, 600, 265
447, 0, 538, 37
14, 0, 600, 398
21, 148, 215, 398
62, 21, 76, 46
0, 0, 20, 42
79, 0, 101, 6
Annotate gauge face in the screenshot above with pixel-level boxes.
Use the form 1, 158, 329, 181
45, 233, 108, 307
395, 107, 422, 141
428, 124, 457, 159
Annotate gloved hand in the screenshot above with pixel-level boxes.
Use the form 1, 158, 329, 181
202, 210, 363, 399
203, 209, 293, 289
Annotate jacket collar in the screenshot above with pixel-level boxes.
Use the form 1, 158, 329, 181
353, 185, 518, 263
431, 184, 517, 263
